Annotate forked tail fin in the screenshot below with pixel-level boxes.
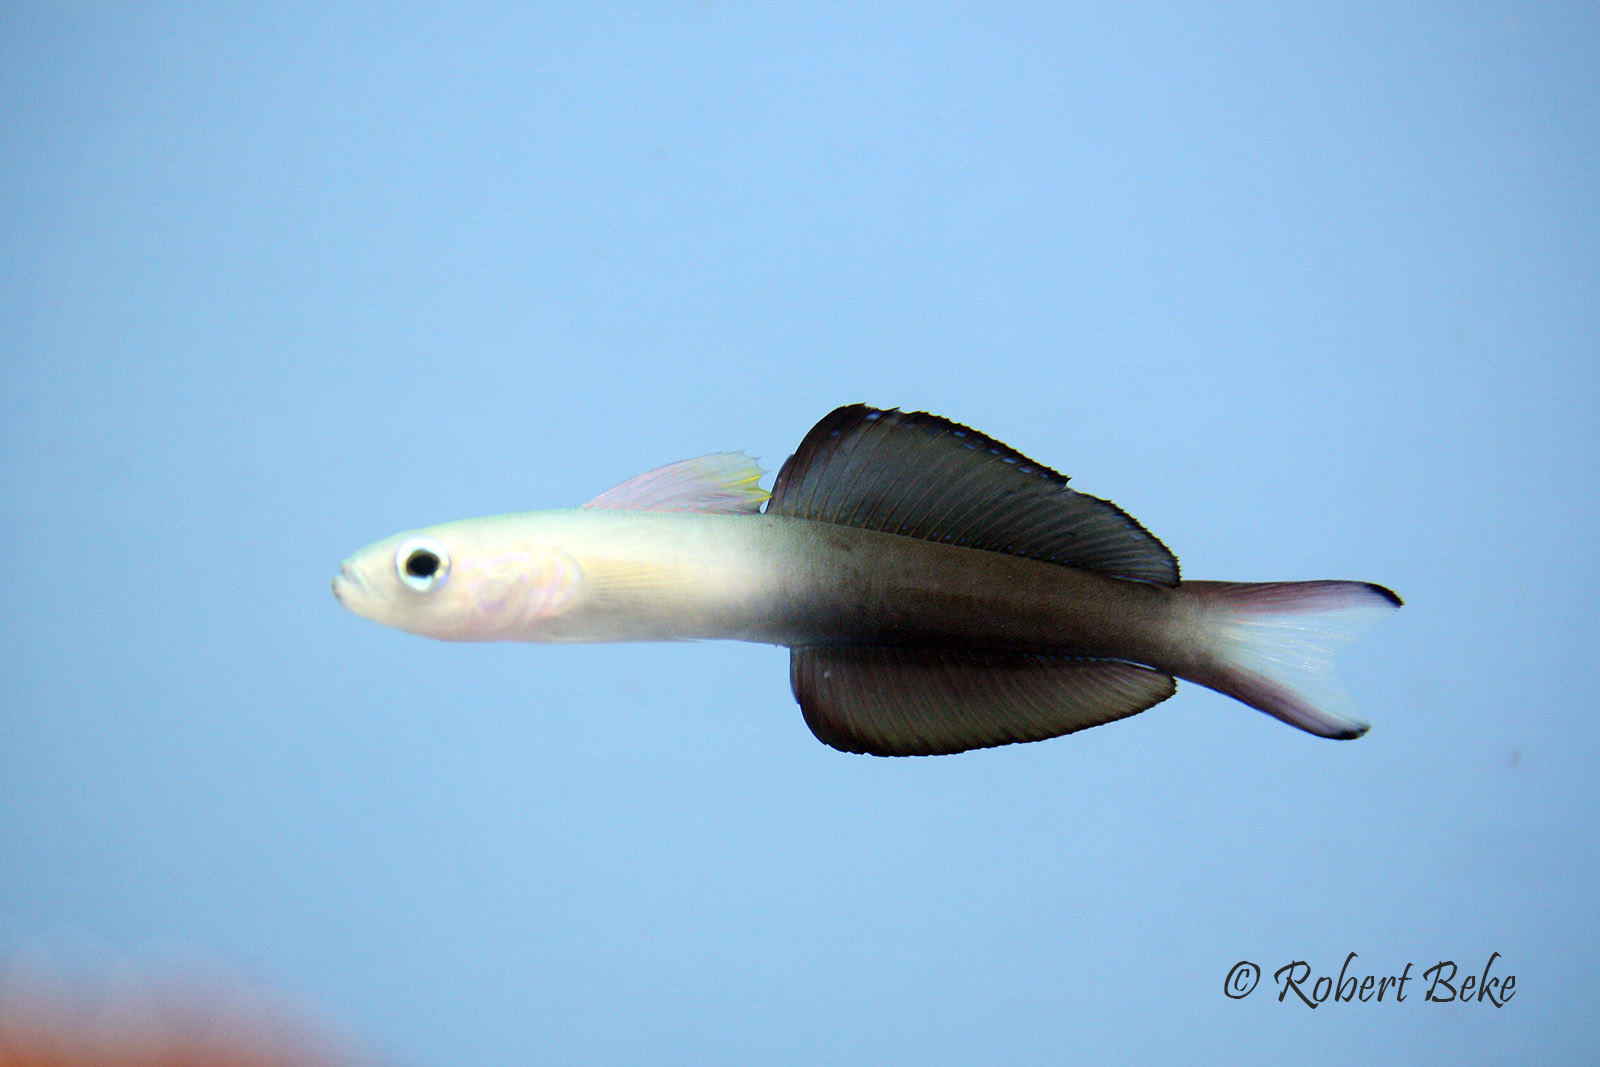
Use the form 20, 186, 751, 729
1186, 580, 1402, 738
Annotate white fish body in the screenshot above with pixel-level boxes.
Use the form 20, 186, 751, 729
335, 506, 798, 644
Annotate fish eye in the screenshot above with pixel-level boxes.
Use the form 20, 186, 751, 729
395, 536, 450, 592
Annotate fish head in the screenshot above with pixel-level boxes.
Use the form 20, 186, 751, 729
332, 516, 579, 641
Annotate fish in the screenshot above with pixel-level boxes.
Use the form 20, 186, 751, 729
332, 405, 1401, 756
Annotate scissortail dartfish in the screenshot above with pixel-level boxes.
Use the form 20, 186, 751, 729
332, 405, 1401, 756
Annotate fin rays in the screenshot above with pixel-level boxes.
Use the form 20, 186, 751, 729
768, 405, 1179, 585
584, 452, 768, 514
791, 646, 1177, 756
1186, 580, 1402, 739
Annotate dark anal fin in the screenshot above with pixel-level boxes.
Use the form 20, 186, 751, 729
790, 646, 1177, 756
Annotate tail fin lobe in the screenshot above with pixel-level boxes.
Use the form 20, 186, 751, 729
1188, 580, 1401, 739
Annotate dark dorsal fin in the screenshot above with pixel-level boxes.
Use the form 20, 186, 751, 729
791, 646, 1176, 756
767, 405, 1179, 585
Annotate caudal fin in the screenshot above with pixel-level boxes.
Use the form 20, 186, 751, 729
1187, 580, 1401, 739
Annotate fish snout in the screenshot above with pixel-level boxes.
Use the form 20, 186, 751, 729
331, 560, 363, 607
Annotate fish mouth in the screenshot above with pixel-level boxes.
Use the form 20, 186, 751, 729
331, 561, 362, 606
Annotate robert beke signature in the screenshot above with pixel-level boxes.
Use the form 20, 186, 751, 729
1225, 952, 1515, 1008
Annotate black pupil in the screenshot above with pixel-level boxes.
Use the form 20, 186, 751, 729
405, 551, 439, 579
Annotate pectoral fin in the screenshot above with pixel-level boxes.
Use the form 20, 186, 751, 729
790, 646, 1176, 756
